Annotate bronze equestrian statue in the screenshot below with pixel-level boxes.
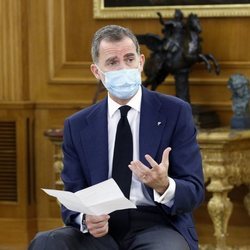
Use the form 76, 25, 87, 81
136, 9, 220, 103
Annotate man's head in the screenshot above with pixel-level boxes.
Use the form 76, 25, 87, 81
91, 25, 140, 64
90, 25, 145, 104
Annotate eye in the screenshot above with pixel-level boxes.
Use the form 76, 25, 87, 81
107, 60, 118, 66
126, 57, 135, 64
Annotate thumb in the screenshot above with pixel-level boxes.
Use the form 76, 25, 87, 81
161, 147, 171, 167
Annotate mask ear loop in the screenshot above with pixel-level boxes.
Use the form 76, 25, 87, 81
94, 64, 107, 91
95, 64, 105, 75
95, 64, 107, 84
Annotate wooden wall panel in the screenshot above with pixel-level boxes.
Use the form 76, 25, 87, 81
0, 103, 36, 245
0, 0, 29, 101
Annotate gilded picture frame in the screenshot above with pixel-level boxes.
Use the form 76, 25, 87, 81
93, 0, 250, 19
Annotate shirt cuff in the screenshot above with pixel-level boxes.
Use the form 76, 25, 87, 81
153, 177, 176, 207
75, 213, 88, 233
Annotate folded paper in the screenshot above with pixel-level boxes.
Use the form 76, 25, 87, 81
42, 178, 136, 215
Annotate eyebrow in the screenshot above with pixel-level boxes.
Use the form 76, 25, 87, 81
105, 56, 118, 65
124, 53, 136, 59
104, 53, 136, 65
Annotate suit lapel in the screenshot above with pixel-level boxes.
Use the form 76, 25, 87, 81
139, 88, 167, 166
80, 99, 109, 185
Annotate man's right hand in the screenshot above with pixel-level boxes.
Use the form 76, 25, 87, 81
85, 214, 110, 237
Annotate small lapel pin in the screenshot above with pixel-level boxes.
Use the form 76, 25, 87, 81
157, 122, 162, 126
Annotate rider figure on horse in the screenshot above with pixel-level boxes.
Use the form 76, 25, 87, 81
158, 10, 185, 54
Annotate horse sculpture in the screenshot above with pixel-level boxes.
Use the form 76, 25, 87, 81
136, 9, 220, 103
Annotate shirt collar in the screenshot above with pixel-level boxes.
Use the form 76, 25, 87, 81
108, 86, 142, 118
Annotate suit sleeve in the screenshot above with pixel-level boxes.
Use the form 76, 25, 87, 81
60, 118, 87, 228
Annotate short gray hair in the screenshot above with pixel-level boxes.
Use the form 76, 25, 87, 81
91, 25, 140, 63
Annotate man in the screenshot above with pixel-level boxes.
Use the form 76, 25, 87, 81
29, 24, 204, 250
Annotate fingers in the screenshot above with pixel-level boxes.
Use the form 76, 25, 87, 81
145, 147, 171, 169
144, 154, 158, 169
85, 214, 110, 238
128, 160, 149, 180
129, 147, 172, 176
161, 147, 171, 167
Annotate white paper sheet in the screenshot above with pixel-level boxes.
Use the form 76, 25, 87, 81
42, 178, 136, 215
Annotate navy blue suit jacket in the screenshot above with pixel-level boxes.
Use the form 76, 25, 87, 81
61, 86, 204, 250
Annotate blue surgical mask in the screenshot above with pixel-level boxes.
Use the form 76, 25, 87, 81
98, 67, 141, 99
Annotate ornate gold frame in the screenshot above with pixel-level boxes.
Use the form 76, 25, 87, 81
93, 0, 250, 19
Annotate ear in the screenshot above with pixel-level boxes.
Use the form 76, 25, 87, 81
139, 54, 145, 72
90, 64, 101, 80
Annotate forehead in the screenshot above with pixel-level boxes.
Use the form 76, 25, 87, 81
98, 37, 137, 61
